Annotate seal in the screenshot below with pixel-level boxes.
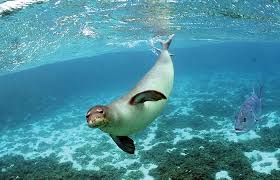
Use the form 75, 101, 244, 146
86, 34, 175, 154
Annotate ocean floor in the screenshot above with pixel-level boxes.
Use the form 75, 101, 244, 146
1, 72, 280, 179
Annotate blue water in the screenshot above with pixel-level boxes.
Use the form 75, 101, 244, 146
1, 1, 280, 179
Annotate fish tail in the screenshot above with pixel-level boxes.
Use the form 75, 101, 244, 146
256, 84, 264, 99
160, 34, 174, 50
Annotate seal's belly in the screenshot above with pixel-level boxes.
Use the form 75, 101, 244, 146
129, 100, 166, 134
108, 100, 167, 136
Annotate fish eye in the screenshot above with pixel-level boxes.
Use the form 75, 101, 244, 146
243, 117, 247, 122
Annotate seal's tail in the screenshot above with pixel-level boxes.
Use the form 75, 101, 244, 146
160, 34, 174, 50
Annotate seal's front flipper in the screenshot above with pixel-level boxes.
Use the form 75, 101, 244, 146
110, 135, 135, 154
129, 90, 167, 105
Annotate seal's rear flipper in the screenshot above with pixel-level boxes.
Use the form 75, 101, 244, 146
110, 135, 135, 154
160, 34, 174, 50
129, 90, 167, 105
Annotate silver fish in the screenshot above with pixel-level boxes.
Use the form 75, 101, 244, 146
234, 85, 263, 133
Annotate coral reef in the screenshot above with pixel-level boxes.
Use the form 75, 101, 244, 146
0, 154, 126, 180
147, 137, 280, 179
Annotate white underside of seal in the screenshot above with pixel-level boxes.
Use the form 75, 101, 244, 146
102, 50, 174, 136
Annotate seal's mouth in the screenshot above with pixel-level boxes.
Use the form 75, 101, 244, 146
87, 118, 106, 128
88, 123, 100, 128
87, 121, 101, 128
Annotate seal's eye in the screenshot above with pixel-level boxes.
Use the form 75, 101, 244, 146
243, 117, 247, 122
96, 109, 103, 114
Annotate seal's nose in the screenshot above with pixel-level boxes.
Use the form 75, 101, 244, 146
86, 114, 90, 123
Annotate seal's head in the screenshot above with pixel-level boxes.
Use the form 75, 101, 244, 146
86, 105, 109, 128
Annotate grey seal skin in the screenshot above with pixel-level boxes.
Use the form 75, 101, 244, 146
86, 34, 175, 154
